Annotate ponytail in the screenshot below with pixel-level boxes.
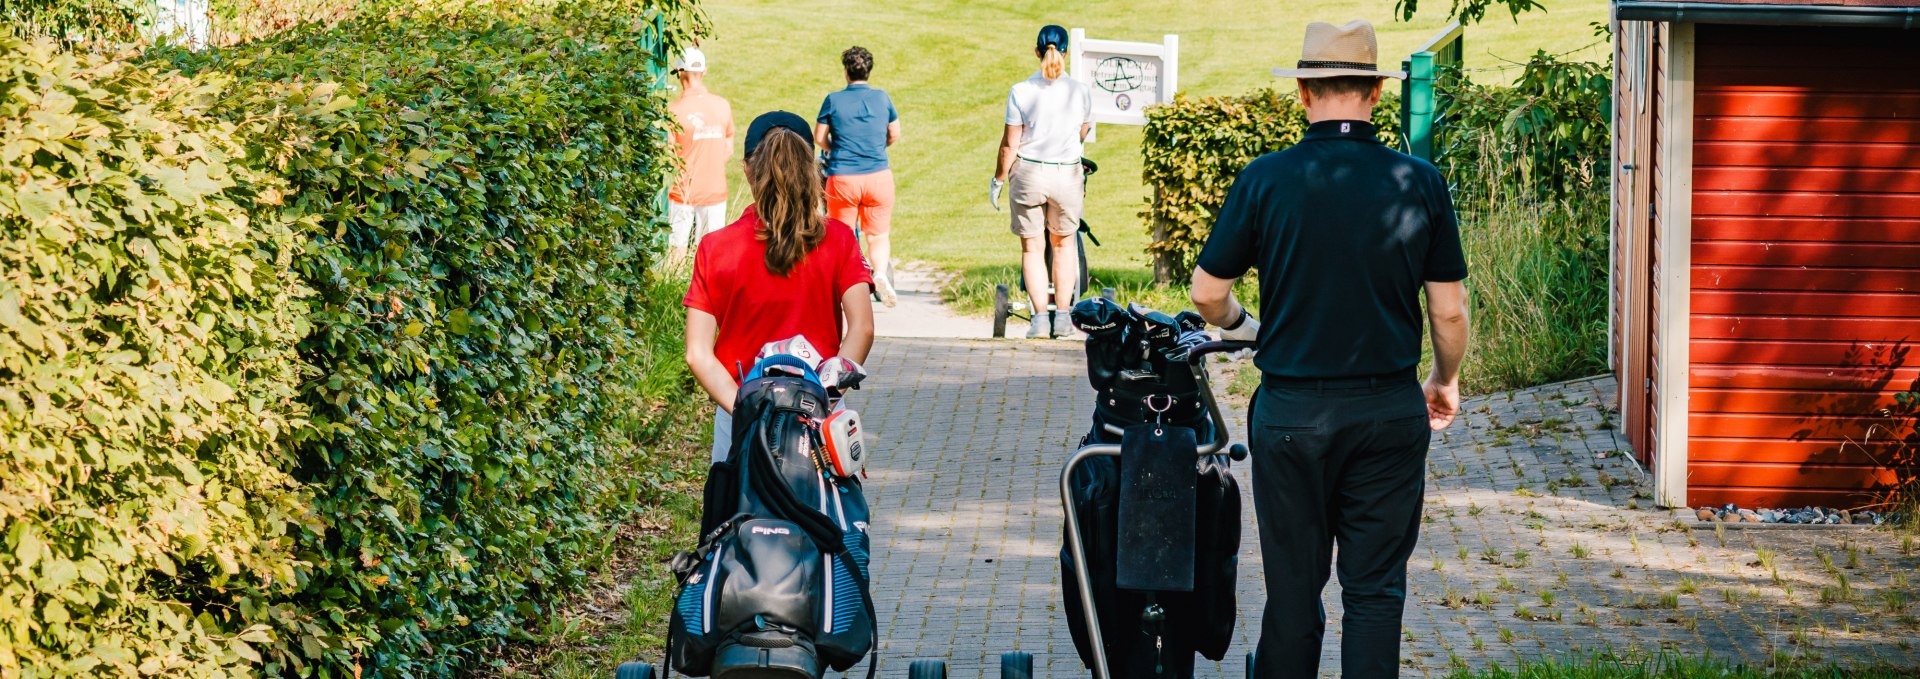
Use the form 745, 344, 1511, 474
746, 128, 826, 277
1041, 45, 1065, 80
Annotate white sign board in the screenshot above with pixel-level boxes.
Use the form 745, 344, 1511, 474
154, 0, 211, 48
1070, 29, 1178, 127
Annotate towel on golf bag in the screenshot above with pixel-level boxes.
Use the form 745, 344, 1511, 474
669, 366, 875, 677
1062, 299, 1239, 678
1062, 414, 1240, 678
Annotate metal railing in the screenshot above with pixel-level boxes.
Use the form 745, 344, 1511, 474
1400, 22, 1464, 162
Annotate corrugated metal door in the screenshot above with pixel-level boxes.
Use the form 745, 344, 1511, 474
1688, 24, 1920, 508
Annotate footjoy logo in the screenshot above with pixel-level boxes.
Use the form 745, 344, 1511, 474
750, 526, 792, 535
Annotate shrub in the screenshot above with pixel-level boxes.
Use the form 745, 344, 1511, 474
155, 1, 702, 672
1439, 53, 1611, 391
1139, 87, 1402, 280
0, 37, 311, 675
1439, 53, 1611, 203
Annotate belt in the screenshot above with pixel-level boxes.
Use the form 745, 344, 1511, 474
1018, 156, 1080, 166
1262, 367, 1417, 390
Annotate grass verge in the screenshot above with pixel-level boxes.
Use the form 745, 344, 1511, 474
1447, 652, 1917, 678
489, 274, 710, 677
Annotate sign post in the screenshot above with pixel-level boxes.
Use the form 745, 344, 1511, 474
1069, 29, 1178, 140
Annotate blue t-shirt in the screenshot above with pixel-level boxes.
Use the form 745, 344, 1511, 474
817, 84, 897, 176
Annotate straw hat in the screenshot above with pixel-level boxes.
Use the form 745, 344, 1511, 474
1270, 20, 1406, 80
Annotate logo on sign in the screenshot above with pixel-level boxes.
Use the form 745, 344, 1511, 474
1095, 56, 1144, 93
1115, 93, 1133, 111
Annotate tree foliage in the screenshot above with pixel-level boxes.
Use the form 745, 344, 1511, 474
1393, 0, 1546, 25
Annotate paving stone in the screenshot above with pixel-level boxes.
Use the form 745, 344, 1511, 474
840, 339, 1920, 676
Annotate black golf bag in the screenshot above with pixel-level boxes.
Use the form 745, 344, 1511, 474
668, 356, 876, 678
1062, 300, 1242, 678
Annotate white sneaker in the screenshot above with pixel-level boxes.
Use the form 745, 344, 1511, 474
873, 274, 899, 308
1026, 314, 1049, 339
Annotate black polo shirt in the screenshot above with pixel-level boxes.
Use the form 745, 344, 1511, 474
1196, 120, 1467, 380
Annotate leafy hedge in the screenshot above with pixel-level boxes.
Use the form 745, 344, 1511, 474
3, 0, 704, 674
1139, 88, 1402, 279
1, 39, 309, 675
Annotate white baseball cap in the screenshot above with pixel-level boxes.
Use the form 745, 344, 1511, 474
672, 47, 708, 74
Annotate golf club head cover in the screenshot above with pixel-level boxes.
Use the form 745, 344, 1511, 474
1175, 310, 1207, 333
1071, 297, 1131, 337
1134, 306, 1181, 355
1074, 297, 1134, 391
816, 356, 866, 396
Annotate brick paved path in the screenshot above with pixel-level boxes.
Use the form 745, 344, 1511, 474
848, 338, 1920, 677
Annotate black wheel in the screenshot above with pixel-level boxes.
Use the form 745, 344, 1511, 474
992, 284, 1010, 338
615, 661, 655, 679
1245, 650, 1256, 679
1000, 651, 1033, 679
908, 659, 947, 679
1101, 287, 1117, 302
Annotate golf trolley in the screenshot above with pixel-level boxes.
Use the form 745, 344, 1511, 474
990, 157, 1116, 338
614, 339, 954, 679
994, 297, 1257, 679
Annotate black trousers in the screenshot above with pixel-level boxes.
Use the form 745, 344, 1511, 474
1248, 377, 1429, 679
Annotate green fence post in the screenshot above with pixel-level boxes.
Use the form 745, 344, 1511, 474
1400, 22, 1462, 163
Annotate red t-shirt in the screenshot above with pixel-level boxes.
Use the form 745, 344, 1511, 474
683, 206, 873, 381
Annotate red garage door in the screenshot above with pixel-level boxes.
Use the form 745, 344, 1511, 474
1688, 24, 1920, 508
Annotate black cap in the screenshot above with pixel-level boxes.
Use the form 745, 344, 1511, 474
744, 111, 813, 158
1036, 24, 1068, 52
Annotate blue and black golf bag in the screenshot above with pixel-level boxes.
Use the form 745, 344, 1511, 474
1062, 299, 1242, 678
667, 354, 876, 678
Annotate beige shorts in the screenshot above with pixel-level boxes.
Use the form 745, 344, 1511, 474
1008, 160, 1083, 238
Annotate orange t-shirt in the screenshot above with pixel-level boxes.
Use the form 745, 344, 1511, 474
668, 92, 734, 206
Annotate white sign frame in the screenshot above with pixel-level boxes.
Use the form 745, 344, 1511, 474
1069, 28, 1179, 127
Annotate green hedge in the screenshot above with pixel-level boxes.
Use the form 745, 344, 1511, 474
1, 38, 310, 675
3, 0, 704, 674
1139, 87, 1402, 279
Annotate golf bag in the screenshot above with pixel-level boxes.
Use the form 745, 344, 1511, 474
668, 350, 876, 678
1062, 299, 1242, 678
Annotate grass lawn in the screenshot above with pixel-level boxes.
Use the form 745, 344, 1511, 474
696, 0, 1609, 313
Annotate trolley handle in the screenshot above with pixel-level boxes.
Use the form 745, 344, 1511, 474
1187, 341, 1253, 457
1098, 340, 1254, 458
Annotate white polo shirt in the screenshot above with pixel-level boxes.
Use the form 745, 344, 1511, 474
1005, 71, 1093, 164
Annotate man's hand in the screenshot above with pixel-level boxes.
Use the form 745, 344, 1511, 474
988, 177, 1004, 211
1219, 309, 1260, 342
1422, 375, 1460, 431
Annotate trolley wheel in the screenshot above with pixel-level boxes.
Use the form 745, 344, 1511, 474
1000, 651, 1033, 679
614, 661, 655, 679
1101, 287, 1117, 302
992, 284, 1011, 338
908, 659, 948, 679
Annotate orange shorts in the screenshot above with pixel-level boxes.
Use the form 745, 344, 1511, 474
825, 169, 895, 236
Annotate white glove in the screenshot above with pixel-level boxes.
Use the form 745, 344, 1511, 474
988, 177, 1004, 211
1219, 309, 1261, 343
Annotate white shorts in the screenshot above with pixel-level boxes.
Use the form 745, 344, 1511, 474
670, 201, 728, 249
1008, 160, 1083, 239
